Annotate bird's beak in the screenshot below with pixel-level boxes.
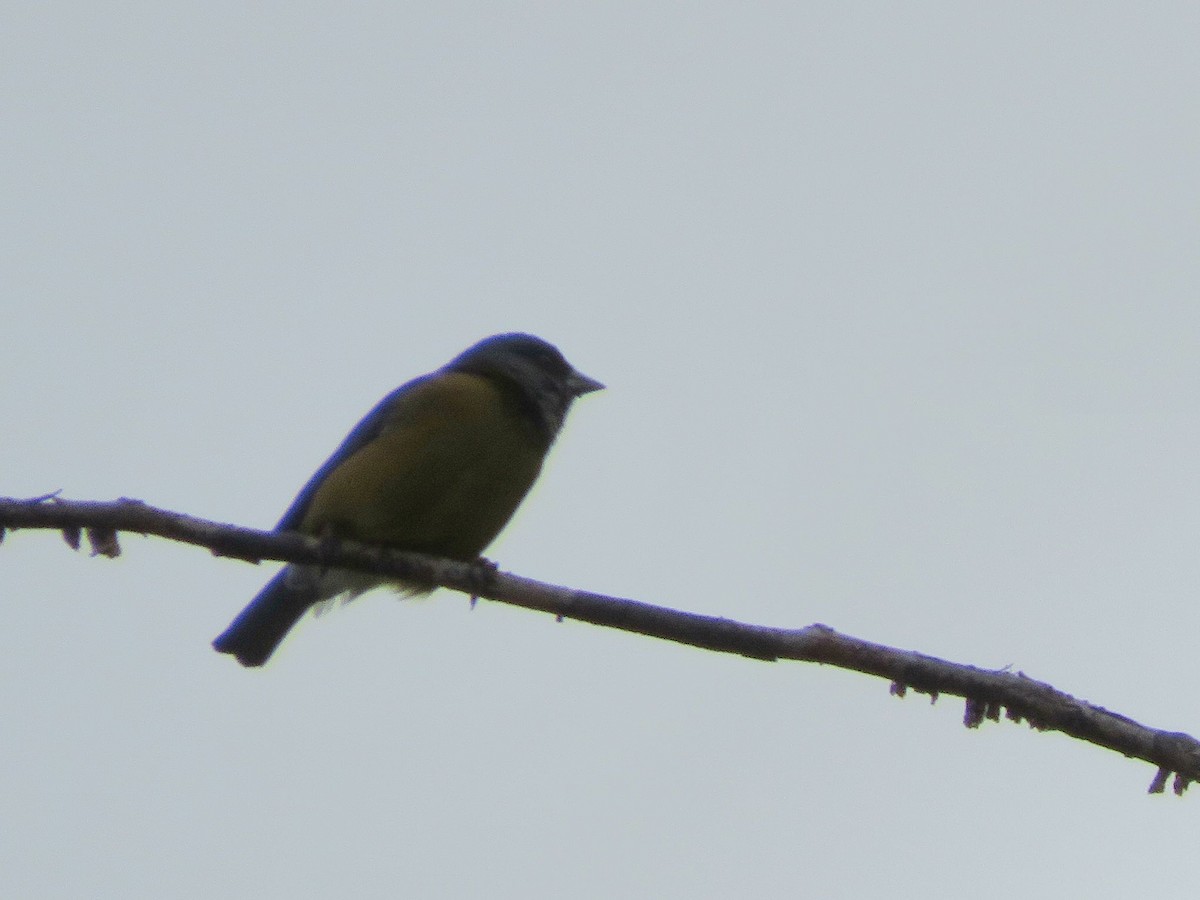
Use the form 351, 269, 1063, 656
567, 370, 605, 396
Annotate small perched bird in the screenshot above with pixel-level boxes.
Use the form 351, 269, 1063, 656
212, 333, 603, 667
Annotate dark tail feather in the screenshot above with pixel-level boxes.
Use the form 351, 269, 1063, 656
213, 567, 317, 667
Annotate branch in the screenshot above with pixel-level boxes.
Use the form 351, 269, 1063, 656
2, 494, 1196, 795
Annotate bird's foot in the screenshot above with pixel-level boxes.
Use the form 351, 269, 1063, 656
466, 557, 499, 608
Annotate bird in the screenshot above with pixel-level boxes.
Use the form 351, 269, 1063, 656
212, 332, 603, 667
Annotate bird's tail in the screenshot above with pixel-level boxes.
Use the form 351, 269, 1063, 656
212, 567, 318, 667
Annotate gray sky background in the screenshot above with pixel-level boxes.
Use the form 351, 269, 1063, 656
4, 4, 1200, 898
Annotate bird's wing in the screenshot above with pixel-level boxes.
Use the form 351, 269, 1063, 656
273, 374, 434, 532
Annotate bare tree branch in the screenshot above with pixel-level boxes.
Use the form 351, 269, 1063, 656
2, 494, 1197, 795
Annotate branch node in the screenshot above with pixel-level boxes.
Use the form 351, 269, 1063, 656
963, 697, 985, 729
86, 527, 121, 558
61, 525, 81, 550
1149, 767, 1170, 794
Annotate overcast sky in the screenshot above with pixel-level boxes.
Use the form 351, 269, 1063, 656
4, 4, 1200, 898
